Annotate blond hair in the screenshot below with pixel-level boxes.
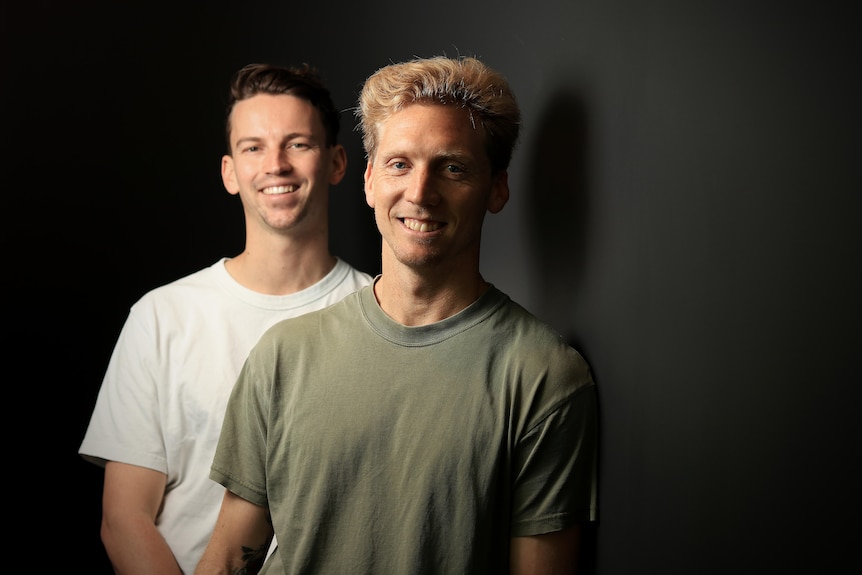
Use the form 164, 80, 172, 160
355, 56, 521, 174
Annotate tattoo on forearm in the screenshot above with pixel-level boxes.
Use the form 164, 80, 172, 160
234, 543, 267, 575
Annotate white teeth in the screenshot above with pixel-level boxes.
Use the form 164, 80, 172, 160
403, 218, 441, 232
261, 185, 295, 195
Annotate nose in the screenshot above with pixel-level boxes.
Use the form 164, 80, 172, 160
404, 167, 440, 206
264, 147, 292, 175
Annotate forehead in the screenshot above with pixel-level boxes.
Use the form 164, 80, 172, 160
230, 94, 322, 138
377, 103, 487, 159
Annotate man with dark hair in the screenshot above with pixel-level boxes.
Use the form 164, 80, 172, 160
79, 63, 371, 574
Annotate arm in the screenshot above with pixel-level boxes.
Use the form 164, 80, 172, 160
100, 461, 183, 574
510, 525, 581, 575
195, 490, 273, 575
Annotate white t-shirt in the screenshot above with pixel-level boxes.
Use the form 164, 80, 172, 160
79, 257, 372, 574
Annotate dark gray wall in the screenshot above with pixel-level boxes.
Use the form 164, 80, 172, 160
8, 1, 858, 573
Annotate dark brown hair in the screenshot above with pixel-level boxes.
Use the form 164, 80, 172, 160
225, 63, 341, 153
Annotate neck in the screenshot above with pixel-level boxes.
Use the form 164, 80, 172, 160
374, 262, 489, 326
225, 238, 336, 296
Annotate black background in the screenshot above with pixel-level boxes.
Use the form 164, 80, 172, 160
5, 1, 859, 572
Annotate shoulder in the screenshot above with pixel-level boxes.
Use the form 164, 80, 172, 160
126, 261, 225, 317
332, 259, 374, 288
495, 297, 576, 351
492, 295, 593, 388
137, 260, 222, 297
257, 289, 365, 345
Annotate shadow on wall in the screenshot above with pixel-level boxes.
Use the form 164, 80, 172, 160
524, 90, 597, 574
524, 89, 590, 348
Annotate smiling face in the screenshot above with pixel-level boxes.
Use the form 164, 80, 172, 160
222, 93, 346, 236
364, 103, 509, 274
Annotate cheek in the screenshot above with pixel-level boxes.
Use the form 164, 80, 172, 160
365, 173, 402, 212
231, 161, 255, 182
462, 199, 492, 227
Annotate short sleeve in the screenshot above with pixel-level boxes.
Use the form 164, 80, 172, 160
510, 383, 598, 536
209, 348, 271, 507
79, 306, 168, 473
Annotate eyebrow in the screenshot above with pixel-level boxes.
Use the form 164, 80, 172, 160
234, 132, 317, 147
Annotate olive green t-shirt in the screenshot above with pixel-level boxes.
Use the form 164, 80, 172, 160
212, 282, 597, 574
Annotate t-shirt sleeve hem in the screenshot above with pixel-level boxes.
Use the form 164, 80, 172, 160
511, 507, 597, 537
78, 441, 167, 473
209, 467, 268, 507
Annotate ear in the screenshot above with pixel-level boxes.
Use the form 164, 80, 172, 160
487, 170, 510, 214
221, 155, 240, 196
363, 160, 375, 208
329, 144, 348, 185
